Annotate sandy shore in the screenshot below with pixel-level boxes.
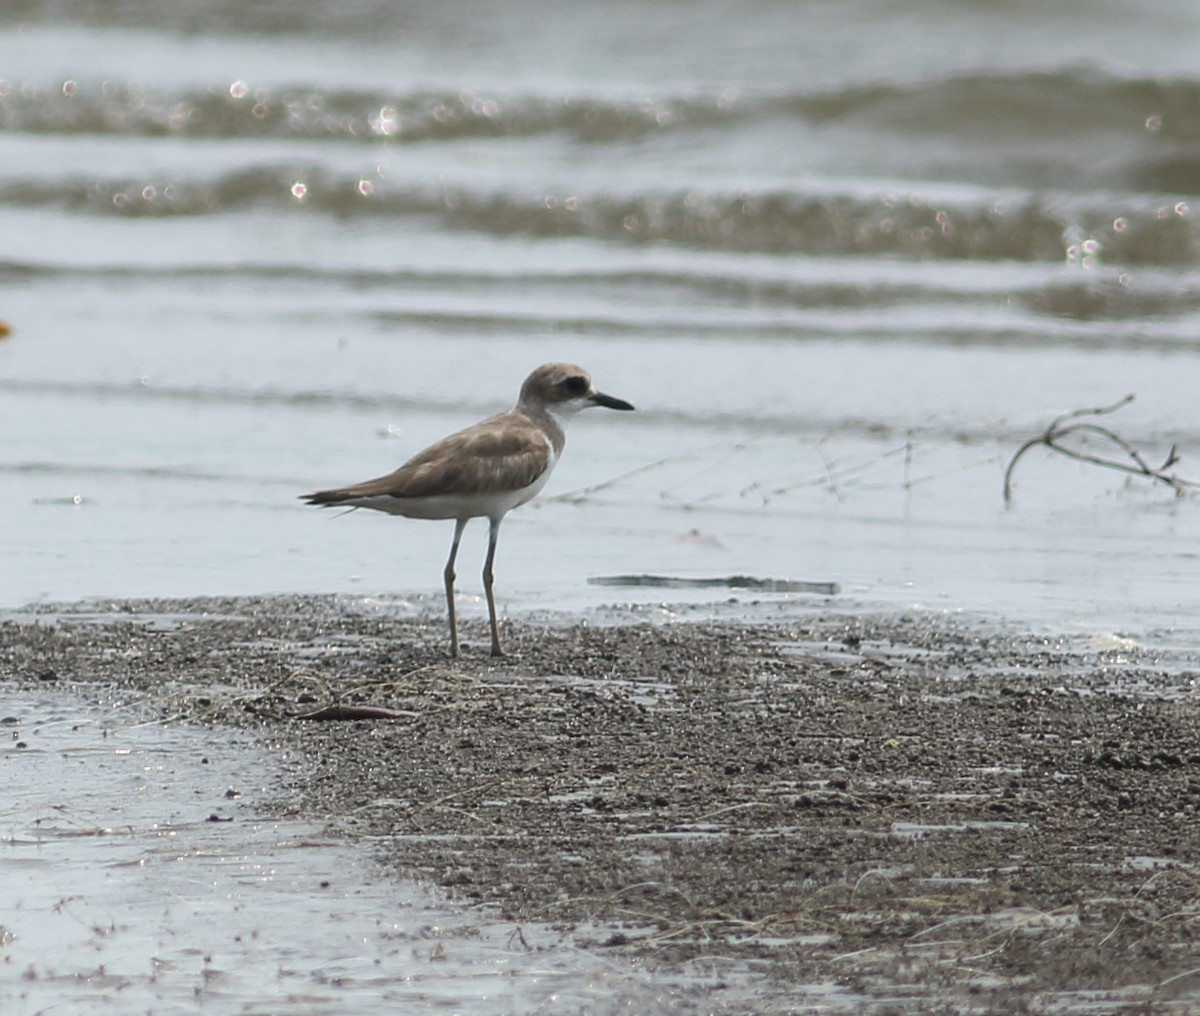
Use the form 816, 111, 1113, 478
4, 595, 1200, 1012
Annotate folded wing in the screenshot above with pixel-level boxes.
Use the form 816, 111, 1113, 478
302, 412, 555, 506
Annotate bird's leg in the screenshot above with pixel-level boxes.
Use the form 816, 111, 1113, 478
483, 515, 504, 657
444, 518, 468, 658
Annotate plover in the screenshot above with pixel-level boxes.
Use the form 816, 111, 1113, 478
302, 363, 634, 657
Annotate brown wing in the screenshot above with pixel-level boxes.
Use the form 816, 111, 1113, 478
302, 410, 557, 505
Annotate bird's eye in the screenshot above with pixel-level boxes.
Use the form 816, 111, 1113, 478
561, 375, 588, 395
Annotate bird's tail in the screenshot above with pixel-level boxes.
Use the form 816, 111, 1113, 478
300, 487, 357, 507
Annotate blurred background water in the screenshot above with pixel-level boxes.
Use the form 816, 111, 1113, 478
2, 0, 1199, 648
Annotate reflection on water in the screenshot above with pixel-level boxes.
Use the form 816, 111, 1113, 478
0, 693, 732, 1015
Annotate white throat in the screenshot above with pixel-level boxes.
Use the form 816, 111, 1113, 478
540, 397, 591, 427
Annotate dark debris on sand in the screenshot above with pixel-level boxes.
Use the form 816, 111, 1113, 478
4, 595, 1200, 1012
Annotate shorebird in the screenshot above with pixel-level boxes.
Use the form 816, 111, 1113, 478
302, 363, 634, 657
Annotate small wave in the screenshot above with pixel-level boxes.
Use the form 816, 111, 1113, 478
0, 377, 498, 417
4, 246, 1200, 330
0, 80, 741, 144
6, 374, 1200, 448
791, 68, 1200, 144
4, 165, 1193, 266
1019, 278, 1200, 322
4, 68, 1199, 149
0, 382, 1051, 446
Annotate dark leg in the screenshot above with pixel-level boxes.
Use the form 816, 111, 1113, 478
483, 515, 504, 657
444, 517, 468, 657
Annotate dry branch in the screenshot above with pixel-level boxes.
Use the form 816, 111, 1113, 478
1003, 394, 1197, 504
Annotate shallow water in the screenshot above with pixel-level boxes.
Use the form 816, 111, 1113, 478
2, 0, 1200, 652
0, 691, 741, 1014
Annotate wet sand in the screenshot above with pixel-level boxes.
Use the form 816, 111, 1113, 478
4, 595, 1200, 1012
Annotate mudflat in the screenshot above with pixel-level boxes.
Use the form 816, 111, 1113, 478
4, 595, 1199, 1012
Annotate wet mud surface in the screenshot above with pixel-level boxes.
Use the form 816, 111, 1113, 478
4, 595, 1200, 1013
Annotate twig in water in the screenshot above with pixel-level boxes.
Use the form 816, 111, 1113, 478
1003, 394, 1197, 504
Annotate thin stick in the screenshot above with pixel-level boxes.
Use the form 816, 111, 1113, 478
1003, 394, 1197, 503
